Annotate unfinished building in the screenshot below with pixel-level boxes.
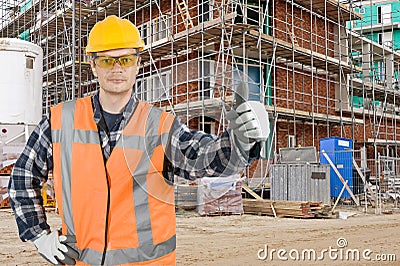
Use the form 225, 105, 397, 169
1, 0, 400, 193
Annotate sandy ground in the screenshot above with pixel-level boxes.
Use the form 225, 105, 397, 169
1, 208, 399, 265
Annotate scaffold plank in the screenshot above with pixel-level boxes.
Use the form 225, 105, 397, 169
140, 12, 237, 62
0, 0, 42, 37
245, 30, 360, 74
287, 0, 363, 21
30, 6, 94, 36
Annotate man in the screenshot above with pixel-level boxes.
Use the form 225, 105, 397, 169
8, 15, 268, 265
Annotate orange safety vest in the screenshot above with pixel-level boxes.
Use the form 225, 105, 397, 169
50, 96, 176, 265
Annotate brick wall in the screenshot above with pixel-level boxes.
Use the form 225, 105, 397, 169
273, 67, 336, 115
129, 0, 400, 176
130, 0, 199, 33
272, 0, 341, 118
274, 0, 335, 57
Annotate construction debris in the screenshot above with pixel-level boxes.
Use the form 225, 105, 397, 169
242, 198, 336, 219
338, 211, 357, 219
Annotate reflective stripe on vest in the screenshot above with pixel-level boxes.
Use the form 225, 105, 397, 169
51, 96, 176, 265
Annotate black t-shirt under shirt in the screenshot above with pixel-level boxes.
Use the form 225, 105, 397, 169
102, 110, 123, 132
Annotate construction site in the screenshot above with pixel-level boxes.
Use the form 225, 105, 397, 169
0, 0, 400, 265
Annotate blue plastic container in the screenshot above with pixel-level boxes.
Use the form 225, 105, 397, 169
320, 137, 353, 198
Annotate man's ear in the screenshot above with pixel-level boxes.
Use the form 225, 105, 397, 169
90, 60, 98, 77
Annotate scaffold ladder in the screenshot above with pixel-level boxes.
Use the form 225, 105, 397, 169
290, 30, 299, 46
176, 0, 194, 29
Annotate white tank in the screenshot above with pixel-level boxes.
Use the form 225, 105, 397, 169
0, 38, 43, 124
0, 38, 43, 168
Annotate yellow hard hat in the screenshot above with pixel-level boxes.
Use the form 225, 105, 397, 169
86, 15, 145, 54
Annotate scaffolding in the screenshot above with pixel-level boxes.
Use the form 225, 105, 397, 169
1, 0, 400, 188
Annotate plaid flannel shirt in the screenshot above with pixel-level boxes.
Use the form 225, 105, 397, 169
8, 91, 253, 241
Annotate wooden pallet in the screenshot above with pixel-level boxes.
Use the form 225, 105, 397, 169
201, 211, 243, 217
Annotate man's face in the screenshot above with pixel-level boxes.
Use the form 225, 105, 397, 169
90, 48, 140, 95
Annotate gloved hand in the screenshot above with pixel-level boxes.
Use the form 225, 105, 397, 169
227, 101, 270, 156
33, 231, 79, 265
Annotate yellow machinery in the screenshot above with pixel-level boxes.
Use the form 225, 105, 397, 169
41, 176, 56, 208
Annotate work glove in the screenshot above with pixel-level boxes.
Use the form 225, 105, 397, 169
33, 231, 79, 265
227, 101, 270, 157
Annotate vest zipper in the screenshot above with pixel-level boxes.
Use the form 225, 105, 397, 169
96, 113, 111, 265
100, 170, 111, 265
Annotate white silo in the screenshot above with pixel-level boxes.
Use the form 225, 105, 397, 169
0, 38, 43, 168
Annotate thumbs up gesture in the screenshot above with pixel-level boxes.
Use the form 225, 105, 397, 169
227, 82, 270, 157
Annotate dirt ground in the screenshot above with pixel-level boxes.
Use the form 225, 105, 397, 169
1, 208, 399, 265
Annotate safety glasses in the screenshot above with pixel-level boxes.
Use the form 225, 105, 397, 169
93, 54, 139, 69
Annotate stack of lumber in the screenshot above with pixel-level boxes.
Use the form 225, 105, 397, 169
0, 187, 10, 208
0, 164, 14, 175
0, 165, 13, 208
242, 198, 335, 219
